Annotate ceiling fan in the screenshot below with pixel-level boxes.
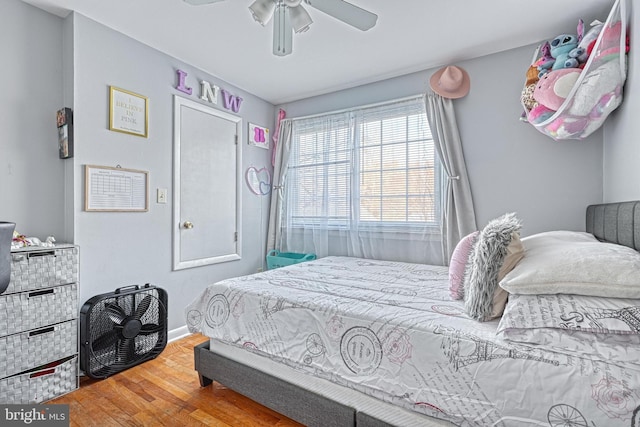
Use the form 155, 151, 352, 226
183, 0, 378, 56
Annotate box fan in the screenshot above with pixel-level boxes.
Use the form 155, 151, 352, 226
80, 284, 168, 379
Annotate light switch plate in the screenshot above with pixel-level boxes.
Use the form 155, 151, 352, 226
157, 188, 167, 204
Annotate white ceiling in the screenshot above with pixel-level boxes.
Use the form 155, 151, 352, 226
20, 0, 612, 105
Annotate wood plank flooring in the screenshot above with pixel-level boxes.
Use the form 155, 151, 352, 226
49, 334, 303, 427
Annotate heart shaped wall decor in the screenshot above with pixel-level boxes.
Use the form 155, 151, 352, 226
245, 166, 271, 195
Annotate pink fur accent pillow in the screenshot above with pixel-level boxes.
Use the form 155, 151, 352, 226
449, 231, 479, 300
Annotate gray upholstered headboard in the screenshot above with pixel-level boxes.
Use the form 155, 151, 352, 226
586, 201, 640, 251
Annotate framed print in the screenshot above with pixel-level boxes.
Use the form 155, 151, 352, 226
57, 107, 73, 159
248, 123, 269, 149
85, 165, 149, 212
109, 86, 149, 138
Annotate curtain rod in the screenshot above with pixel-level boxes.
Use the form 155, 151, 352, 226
285, 94, 425, 122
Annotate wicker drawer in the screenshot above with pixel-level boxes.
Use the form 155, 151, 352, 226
0, 283, 78, 337
6, 246, 78, 295
0, 356, 78, 404
0, 320, 77, 379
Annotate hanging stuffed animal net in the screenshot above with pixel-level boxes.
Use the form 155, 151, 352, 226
521, 0, 629, 140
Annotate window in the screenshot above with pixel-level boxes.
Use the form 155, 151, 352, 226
286, 96, 441, 231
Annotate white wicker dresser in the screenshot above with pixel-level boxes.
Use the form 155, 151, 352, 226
0, 244, 79, 403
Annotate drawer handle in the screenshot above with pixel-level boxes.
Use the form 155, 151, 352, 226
11, 254, 25, 262
28, 250, 56, 259
30, 368, 56, 379
29, 326, 55, 337
28, 289, 55, 298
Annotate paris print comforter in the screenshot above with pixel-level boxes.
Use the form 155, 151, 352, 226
185, 256, 640, 426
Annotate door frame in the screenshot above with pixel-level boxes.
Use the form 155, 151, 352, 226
172, 95, 243, 270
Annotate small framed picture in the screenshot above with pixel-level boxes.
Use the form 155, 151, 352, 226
57, 107, 73, 159
109, 86, 149, 138
248, 123, 269, 149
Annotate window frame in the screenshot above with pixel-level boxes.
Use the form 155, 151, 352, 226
286, 96, 442, 234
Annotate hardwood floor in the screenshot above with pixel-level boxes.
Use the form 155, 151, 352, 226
49, 334, 304, 427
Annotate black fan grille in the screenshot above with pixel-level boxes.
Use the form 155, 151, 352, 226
87, 288, 166, 378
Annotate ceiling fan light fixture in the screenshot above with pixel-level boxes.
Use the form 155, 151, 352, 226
249, 0, 276, 25
273, 3, 293, 56
289, 4, 313, 33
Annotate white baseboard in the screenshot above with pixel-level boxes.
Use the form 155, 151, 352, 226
168, 325, 191, 342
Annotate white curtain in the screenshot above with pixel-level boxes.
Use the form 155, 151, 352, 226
425, 93, 477, 265
266, 119, 292, 253
270, 96, 444, 265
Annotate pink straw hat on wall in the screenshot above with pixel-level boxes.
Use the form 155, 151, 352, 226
429, 65, 471, 99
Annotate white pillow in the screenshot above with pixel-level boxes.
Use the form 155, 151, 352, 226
499, 230, 640, 298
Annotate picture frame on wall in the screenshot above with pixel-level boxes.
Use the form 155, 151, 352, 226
109, 86, 149, 138
248, 123, 269, 149
85, 164, 149, 212
57, 107, 73, 159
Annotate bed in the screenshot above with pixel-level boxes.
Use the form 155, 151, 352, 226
186, 201, 640, 427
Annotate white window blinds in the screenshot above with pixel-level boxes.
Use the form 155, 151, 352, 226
286, 96, 440, 230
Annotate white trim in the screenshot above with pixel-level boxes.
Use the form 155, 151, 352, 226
172, 95, 243, 271
168, 325, 191, 342
288, 94, 424, 121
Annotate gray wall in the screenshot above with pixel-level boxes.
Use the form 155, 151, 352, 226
603, 1, 638, 201
0, 0, 275, 333
0, 0, 66, 239
278, 46, 604, 237
69, 14, 275, 331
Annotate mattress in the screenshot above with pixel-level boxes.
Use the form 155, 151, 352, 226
186, 256, 640, 426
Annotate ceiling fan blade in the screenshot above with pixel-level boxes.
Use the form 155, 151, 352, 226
183, 0, 226, 5
305, 0, 377, 31
273, 4, 293, 56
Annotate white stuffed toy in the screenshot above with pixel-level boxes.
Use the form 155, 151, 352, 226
569, 61, 620, 117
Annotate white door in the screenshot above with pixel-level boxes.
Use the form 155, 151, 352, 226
173, 96, 242, 270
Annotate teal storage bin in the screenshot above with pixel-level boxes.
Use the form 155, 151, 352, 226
266, 250, 316, 270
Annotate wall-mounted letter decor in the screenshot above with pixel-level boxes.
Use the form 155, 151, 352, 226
221, 89, 243, 113
176, 69, 193, 95
109, 86, 149, 138
171, 68, 243, 114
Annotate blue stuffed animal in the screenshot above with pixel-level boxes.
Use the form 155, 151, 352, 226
550, 34, 579, 70
536, 41, 555, 77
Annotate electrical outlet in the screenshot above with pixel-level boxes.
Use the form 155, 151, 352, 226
157, 188, 167, 204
